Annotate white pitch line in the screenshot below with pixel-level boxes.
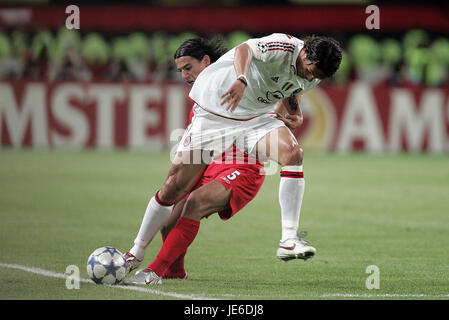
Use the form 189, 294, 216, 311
3, 262, 447, 300
321, 293, 449, 298
0, 262, 219, 300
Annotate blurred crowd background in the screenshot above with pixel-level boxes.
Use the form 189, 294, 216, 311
0, 1, 448, 88
0, 1, 448, 151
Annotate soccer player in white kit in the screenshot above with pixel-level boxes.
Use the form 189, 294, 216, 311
129, 33, 342, 272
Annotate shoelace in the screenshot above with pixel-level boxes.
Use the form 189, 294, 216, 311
297, 231, 312, 246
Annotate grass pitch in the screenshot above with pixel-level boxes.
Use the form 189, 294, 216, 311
0, 149, 448, 300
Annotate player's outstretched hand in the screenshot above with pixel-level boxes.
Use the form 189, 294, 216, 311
221, 80, 246, 112
275, 113, 303, 130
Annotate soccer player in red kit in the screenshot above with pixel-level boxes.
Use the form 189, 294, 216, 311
124, 38, 314, 285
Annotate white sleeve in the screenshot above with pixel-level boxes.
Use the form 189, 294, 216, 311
245, 33, 299, 63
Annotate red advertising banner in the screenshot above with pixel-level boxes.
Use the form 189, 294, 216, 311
0, 81, 190, 149
292, 83, 449, 153
0, 5, 448, 33
1, 81, 448, 153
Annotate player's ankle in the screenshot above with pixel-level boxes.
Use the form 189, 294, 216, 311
129, 245, 145, 261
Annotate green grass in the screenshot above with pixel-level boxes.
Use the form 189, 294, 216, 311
0, 149, 448, 300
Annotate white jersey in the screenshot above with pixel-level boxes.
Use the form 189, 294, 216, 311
189, 33, 321, 120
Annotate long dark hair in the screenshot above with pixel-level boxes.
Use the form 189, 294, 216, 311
174, 37, 228, 63
303, 35, 342, 78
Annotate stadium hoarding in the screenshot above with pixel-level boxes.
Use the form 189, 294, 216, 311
0, 5, 448, 33
1, 81, 448, 153
0, 81, 189, 150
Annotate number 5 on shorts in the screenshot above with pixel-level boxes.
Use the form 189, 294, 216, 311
227, 170, 241, 180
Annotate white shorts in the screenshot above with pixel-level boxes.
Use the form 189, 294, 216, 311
176, 105, 287, 157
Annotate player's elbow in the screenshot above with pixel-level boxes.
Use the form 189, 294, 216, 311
236, 43, 253, 60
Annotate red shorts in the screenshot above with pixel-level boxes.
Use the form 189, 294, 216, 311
187, 163, 265, 220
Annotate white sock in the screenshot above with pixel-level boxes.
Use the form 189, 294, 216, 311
130, 194, 173, 260
279, 165, 305, 242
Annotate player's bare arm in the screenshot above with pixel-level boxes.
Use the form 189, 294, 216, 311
275, 95, 303, 130
221, 43, 253, 112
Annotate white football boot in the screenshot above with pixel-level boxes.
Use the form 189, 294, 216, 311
144, 269, 163, 285
124, 252, 143, 274
125, 268, 161, 285
276, 231, 316, 261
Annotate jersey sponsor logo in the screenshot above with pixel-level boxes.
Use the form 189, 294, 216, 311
257, 90, 285, 104
257, 81, 299, 105
257, 96, 270, 104
267, 90, 284, 100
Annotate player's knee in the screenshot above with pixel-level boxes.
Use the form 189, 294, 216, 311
279, 143, 303, 166
159, 177, 188, 204
182, 191, 206, 220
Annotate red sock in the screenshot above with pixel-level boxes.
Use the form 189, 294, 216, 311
149, 217, 200, 277
161, 233, 186, 276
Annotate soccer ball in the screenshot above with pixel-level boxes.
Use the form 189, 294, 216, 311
87, 246, 128, 285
